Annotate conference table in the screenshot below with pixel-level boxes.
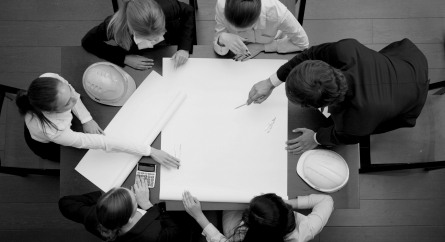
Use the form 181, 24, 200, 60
60, 45, 360, 210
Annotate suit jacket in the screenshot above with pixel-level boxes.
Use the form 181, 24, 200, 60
58, 191, 180, 242
81, 0, 195, 66
276, 38, 429, 145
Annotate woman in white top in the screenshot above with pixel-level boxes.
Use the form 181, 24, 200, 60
214, 0, 309, 61
15, 73, 179, 169
182, 191, 333, 242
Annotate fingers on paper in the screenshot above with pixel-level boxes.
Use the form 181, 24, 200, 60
163, 154, 180, 169
182, 191, 192, 206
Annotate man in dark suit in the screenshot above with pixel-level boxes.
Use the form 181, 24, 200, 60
247, 38, 429, 154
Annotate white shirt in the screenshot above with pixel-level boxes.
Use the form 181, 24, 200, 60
202, 194, 334, 242
214, 0, 309, 55
133, 35, 165, 50
25, 73, 151, 156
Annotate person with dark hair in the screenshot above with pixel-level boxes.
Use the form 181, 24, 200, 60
214, 0, 308, 61
246, 38, 429, 153
16, 73, 180, 168
182, 191, 333, 242
59, 176, 181, 241
82, 0, 195, 70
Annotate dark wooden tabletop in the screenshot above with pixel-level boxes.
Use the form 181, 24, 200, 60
60, 45, 360, 210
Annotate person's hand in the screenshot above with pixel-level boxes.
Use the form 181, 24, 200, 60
82, 120, 105, 135
182, 190, 204, 220
247, 78, 275, 105
233, 43, 264, 62
171, 50, 189, 69
131, 175, 152, 210
150, 148, 181, 170
219, 33, 250, 56
124, 55, 154, 70
286, 128, 318, 155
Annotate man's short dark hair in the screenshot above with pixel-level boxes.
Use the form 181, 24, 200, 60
285, 60, 348, 108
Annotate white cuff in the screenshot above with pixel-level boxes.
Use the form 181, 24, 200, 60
213, 35, 229, 56
269, 73, 283, 87
265, 40, 278, 52
314, 132, 320, 145
79, 116, 93, 124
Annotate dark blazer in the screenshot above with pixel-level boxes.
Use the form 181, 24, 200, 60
276, 38, 429, 145
58, 191, 180, 242
81, 0, 195, 66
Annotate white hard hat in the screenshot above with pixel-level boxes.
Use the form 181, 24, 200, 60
82, 62, 136, 106
296, 149, 349, 193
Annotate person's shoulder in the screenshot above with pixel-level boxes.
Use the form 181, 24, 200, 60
330, 39, 369, 61
334, 39, 364, 52
262, 0, 289, 22
216, 0, 226, 10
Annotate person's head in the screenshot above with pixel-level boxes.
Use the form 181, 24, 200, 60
96, 187, 138, 241
231, 193, 296, 242
285, 60, 348, 109
224, 0, 261, 31
16, 76, 79, 133
107, 0, 166, 50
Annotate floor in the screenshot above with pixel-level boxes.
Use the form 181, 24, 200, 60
0, 0, 444, 241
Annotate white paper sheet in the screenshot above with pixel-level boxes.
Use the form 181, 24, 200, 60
75, 71, 185, 192
160, 58, 288, 203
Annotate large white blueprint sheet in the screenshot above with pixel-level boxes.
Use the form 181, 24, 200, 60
75, 72, 185, 192
160, 58, 288, 203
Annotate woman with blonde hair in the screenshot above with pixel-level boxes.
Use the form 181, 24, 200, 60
82, 0, 195, 69
59, 176, 182, 241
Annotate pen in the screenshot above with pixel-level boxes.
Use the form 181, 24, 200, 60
235, 103, 247, 109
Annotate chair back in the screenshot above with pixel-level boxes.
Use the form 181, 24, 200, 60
2, 94, 59, 170
370, 94, 445, 164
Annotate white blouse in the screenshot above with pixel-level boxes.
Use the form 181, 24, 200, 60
25, 73, 151, 156
214, 0, 309, 55
202, 194, 334, 242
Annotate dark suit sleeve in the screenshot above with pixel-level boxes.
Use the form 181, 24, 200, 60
176, 1, 195, 52
81, 16, 129, 66
276, 42, 336, 81
157, 209, 180, 242
58, 191, 102, 224
316, 125, 363, 146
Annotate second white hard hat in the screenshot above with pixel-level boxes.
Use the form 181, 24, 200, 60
296, 149, 349, 193
82, 62, 136, 106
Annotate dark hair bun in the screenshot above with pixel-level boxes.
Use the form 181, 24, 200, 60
15, 90, 33, 115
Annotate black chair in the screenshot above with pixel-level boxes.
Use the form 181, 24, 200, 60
111, 0, 198, 45
0, 85, 59, 176
280, 0, 306, 25
296, 0, 306, 25
359, 80, 445, 173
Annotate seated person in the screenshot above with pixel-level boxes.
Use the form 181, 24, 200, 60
182, 191, 333, 242
16, 73, 179, 168
82, 0, 195, 69
59, 176, 182, 241
214, 0, 309, 61
247, 38, 429, 154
